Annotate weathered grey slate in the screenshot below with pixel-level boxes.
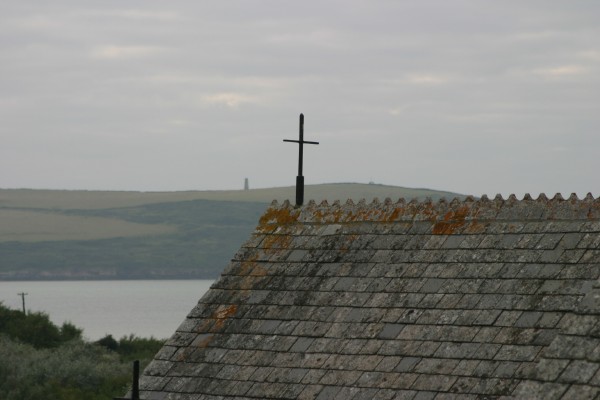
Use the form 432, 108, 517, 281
137, 194, 600, 399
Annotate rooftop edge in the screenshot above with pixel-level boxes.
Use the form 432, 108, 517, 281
258, 193, 600, 228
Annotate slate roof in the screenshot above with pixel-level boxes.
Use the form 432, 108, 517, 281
138, 194, 600, 399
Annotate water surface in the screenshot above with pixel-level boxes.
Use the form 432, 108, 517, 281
0, 280, 214, 340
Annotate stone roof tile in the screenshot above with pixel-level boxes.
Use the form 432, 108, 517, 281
137, 196, 600, 399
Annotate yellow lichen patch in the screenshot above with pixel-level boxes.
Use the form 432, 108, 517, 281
432, 206, 470, 235
506, 223, 521, 233
419, 203, 438, 220
175, 347, 196, 360
306, 204, 416, 223
332, 209, 345, 223
261, 234, 292, 250
386, 206, 404, 222
258, 207, 299, 232
238, 257, 269, 276
587, 202, 600, 219
340, 234, 360, 251
193, 319, 216, 334
353, 208, 385, 222
213, 304, 238, 320
238, 275, 262, 290
463, 221, 487, 234
193, 334, 215, 348
238, 252, 261, 275
249, 264, 268, 276
312, 209, 326, 223
210, 304, 239, 332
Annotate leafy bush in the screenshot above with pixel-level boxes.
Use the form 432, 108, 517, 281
0, 303, 165, 400
96, 334, 164, 363
0, 336, 129, 400
0, 303, 82, 348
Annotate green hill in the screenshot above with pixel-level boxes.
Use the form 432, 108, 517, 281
0, 183, 466, 280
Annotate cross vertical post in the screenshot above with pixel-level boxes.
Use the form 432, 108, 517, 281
284, 113, 319, 207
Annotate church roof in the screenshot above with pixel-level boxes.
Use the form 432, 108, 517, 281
139, 194, 600, 399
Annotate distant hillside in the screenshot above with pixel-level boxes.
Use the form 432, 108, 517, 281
0, 183, 465, 209
0, 183, 466, 280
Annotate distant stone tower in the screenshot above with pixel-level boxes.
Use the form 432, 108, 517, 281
244, 178, 249, 191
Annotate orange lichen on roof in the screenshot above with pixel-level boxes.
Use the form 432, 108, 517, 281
261, 234, 293, 251
239, 258, 268, 276
387, 206, 404, 222
211, 304, 239, 332
257, 203, 300, 232
432, 205, 471, 235
193, 319, 214, 333
192, 334, 215, 349
213, 304, 238, 320
261, 193, 600, 229
238, 275, 262, 290
463, 221, 487, 234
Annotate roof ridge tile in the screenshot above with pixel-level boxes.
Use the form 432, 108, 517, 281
261, 191, 600, 225
568, 193, 579, 201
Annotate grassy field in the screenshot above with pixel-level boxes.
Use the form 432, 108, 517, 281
0, 209, 176, 242
0, 183, 465, 280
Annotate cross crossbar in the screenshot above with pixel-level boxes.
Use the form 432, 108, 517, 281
283, 139, 319, 145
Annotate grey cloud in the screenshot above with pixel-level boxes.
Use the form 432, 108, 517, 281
0, 1, 599, 197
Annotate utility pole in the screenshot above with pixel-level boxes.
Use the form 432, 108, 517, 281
17, 292, 28, 314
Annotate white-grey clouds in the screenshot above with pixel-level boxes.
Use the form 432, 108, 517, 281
1, 1, 599, 197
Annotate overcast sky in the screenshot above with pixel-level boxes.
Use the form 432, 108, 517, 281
1, 1, 599, 198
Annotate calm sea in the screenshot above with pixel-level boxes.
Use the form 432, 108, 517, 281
0, 280, 214, 340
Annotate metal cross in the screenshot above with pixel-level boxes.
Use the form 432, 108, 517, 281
283, 113, 319, 206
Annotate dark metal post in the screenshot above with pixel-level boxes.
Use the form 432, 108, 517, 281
296, 176, 304, 207
283, 113, 319, 207
132, 360, 140, 400
113, 360, 141, 400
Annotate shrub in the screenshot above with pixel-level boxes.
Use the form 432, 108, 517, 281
0, 336, 129, 400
